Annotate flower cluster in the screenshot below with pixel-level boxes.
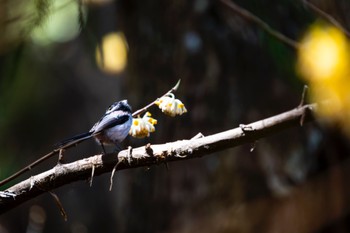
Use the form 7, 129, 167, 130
129, 112, 158, 138
155, 93, 187, 117
129, 87, 187, 139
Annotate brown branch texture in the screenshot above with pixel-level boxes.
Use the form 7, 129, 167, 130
0, 103, 316, 214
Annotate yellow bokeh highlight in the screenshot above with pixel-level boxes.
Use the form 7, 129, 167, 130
96, 32, 128, 74
298, 24, 349, 81
297, 22, 350, 135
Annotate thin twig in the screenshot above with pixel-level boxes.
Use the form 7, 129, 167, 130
109, 160, 122, 191
48, 191, 68, 221
132, 79, 181, 117
299, 85, 309, 126
299, 85, 308, 107
89, 165, 95, 187
302, 0, 350, 38
220, 0, 300, 49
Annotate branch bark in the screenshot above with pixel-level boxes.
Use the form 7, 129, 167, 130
0, 103, 316, 214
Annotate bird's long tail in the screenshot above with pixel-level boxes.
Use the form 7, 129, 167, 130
55, 132, 93, 150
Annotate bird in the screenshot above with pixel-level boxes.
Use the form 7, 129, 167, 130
56, 99, 132, 154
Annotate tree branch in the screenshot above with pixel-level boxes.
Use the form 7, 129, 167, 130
219, 0, 300, 49
302, 0, 350, 38
0, 103, 316, 214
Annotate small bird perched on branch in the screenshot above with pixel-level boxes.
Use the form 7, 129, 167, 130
56, 100, 132, 154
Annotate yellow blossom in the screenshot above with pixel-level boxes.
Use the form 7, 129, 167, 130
155, 94, 187, 117
297, 22, 350, 135
298, 23, 349, 81
129, 112, 157, 138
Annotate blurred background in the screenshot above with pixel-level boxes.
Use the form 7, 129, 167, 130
1, 0, 350, 232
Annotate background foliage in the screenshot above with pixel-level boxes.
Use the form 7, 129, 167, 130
0, 0, 350, 232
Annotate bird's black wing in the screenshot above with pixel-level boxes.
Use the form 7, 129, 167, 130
91, 114, 130, 135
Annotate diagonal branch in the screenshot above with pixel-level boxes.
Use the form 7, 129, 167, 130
0, 103, 316, 214
219, 0, 300, 49
302, 0, 350, 38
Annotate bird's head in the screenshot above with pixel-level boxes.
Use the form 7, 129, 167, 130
106, 99, 132, 114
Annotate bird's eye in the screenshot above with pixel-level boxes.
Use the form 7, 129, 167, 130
106, 105, 113, 112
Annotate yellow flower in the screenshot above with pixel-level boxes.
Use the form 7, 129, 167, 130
129, 112, 157, 138
297, 22, 350, 135
298, 23, 349, 82
155, 94, 187, 117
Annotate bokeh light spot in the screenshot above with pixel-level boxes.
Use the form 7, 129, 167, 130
96, 32, 128, 74
298, 23, 349, 81
297, 22, 350, 135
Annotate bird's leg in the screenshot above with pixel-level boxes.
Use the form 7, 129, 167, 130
100, 141, 107, 155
